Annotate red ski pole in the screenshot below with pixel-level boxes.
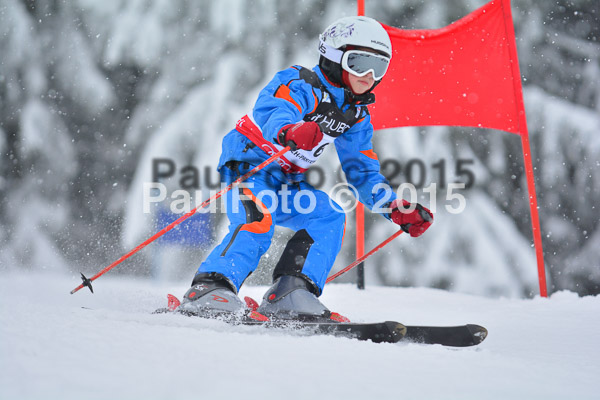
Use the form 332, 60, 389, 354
326, 229, 404, 284
326, 204, 432, 283
71, 146, 291, 294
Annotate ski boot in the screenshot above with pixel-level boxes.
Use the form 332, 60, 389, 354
256, 275, 349, 323
178, 273, 245, 319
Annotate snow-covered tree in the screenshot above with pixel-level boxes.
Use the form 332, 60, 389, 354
1, 0, 598, 297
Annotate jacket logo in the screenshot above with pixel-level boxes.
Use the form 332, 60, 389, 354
310, 114, 351, 135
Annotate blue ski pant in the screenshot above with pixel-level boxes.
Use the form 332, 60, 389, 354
196, 166, 346, 295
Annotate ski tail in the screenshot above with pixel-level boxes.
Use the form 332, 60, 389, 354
244, 296, 259, 311
167, 294, 180, 311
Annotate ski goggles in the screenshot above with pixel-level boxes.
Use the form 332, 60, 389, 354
341, 50, 390, 80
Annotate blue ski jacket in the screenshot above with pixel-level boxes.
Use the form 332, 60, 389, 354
218, 65, 396, 216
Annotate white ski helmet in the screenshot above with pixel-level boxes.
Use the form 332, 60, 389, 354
318, 16, 392, 93
319, 16, 392, 59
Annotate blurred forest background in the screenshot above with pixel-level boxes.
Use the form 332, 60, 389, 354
1, 0, 598, 297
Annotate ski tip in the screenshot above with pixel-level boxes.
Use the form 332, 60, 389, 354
466, 324, 488, 344
80, 273, 94, 294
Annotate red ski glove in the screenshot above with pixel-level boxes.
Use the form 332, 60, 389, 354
390, 199, 433, 237
277, 121, 323, 151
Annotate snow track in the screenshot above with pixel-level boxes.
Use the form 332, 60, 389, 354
1, 272, 598, 400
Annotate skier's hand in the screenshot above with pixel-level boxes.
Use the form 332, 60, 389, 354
277, 121, 323, 151
390, 199, 433, 237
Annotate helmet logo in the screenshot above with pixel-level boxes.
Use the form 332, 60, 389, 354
322, 23, 355, 40
371, 39, 391, 51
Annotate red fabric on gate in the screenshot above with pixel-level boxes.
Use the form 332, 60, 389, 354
370, 0, 522, 134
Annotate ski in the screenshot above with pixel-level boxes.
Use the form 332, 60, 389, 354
153, 306, 407, 344
405, 324, 487, 347
284, 320, 407, 343
154, 306, 487, 346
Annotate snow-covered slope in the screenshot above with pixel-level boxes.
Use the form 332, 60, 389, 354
1, 272, 598, 400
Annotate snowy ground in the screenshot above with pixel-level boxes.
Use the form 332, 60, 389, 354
1, 272, 599, 400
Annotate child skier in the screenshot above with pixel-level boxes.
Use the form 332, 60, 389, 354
179, 16, 433, 321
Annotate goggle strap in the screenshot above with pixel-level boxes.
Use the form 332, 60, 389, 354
318, 39, 344, 63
